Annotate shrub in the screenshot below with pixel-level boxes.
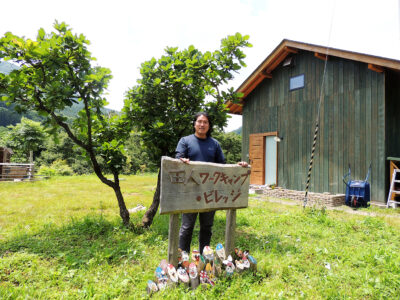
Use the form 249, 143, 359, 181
37, 160, 73, 176
37, 165, 57, 177
51, 159, 73, 176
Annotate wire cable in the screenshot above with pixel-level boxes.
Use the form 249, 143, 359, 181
303, 0, 336, 208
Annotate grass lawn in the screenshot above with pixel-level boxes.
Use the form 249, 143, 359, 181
1, 174, 400, 299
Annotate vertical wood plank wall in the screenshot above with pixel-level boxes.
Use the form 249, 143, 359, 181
242, 51, 387, 202
385, 70, 400, 159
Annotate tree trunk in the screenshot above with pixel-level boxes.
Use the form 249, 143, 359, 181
112, 182, 130, 227
141, 169, 161, 228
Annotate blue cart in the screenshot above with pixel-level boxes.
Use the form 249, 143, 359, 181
342, 165, 371, 208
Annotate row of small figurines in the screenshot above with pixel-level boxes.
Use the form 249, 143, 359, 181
147, 243, 257, 293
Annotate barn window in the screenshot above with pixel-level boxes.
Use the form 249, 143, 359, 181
289, 74, 304, 91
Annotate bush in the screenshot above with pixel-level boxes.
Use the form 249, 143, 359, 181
37, 165, 57, 177
51, 159, 73, 176
37, 159, 73, 176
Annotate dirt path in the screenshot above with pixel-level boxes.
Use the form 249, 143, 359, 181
253, 195, 400, 218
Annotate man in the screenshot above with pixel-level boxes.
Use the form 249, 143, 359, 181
175, 112, 247, 255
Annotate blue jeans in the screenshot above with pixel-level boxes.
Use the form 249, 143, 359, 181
178, 211, 216, 255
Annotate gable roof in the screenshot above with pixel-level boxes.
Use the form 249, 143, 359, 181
227, 39, 400, 115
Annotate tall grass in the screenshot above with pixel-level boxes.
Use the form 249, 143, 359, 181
1, 175, 399, 299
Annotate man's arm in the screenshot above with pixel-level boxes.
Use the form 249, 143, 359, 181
175, 137, 190, 164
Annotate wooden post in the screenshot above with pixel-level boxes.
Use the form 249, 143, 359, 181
29, 151, 33, 180
225, 209, 236, 257
168, 213, 180, 266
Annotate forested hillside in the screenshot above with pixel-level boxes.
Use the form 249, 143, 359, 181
0, 102, 44, 126
0, 101, 116, 127
1, 61, 118, 126
232, 126, 242, 135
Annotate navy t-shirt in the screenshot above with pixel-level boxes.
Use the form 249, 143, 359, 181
175, 134, 225, 164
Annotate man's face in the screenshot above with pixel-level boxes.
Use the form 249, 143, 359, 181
194, 115, 209, 138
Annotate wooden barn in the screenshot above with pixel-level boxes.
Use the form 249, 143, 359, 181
0, 147, 13, 179
227, 39, 400, 203
0, 147, 34, 181
0, 147, 13, 163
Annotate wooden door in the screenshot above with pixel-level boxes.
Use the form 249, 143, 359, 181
249, 134, 265, 185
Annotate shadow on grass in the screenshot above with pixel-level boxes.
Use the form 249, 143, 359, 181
0, 214, 171, 268
0, 208, 308, 270
148, 211, 299, 257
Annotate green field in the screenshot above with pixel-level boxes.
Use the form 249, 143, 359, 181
1, 175, 400, 299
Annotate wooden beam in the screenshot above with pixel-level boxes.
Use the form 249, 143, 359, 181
228, 103, 239, 114
242, 73, 268, 98
368, 63, 384, 73
284, 46, 298, 54
284, 39, 400, 70
265, 49, 290, 73
314, 52, 328, 61
231, 105, 243, 115
261, 70, 272, 78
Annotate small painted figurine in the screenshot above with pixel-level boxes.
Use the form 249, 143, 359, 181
177, 267, 190, 284
225, 261, 235, 276
146, 280, 158, 294
203, 246, 214, 264
215, 243, 226, 262
189, 262, 199, 289
167, 264, 179, 283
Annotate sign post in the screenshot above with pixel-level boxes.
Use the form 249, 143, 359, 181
160, 156, 251, 264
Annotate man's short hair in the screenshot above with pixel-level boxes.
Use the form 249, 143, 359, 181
193, 112, 213, 137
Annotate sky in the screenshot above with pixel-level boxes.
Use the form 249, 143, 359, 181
1, 0, 399, 131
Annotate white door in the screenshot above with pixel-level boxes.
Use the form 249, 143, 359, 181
265, 136, 277, 185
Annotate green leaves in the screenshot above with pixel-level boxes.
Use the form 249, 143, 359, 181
124, 33, 251, 166
5, 117, 47, 159
38, 28, 46, 40
0, 21, 132, 179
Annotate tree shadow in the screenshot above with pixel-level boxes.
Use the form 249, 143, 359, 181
0, 215, 163, 268
144, 210, 299, 258
1, 210, 300, 272
212, 214, 300, 256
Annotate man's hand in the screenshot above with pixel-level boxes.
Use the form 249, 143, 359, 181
180, 158, 190, 164
237, 161, 248, 167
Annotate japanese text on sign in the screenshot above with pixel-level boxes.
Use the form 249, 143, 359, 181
160, 156, 251, 214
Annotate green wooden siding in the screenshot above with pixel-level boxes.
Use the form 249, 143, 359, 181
242, 50, 388, 202
385, 70, 400, 159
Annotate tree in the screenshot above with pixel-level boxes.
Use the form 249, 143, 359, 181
36, 130, 93, 174
5, 117, 46, 161
124, 33, 251, 227
123, 131, 156, 175
0, 21, 132, 226
212, 131, 242, 164
0, 126, 9, 146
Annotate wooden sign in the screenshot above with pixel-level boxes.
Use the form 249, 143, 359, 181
160, 156, 250, 215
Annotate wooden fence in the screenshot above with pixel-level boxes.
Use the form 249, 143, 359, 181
0, 162, 35, 181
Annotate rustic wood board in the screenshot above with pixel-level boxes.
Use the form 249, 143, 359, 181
160, 156, 250, 215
